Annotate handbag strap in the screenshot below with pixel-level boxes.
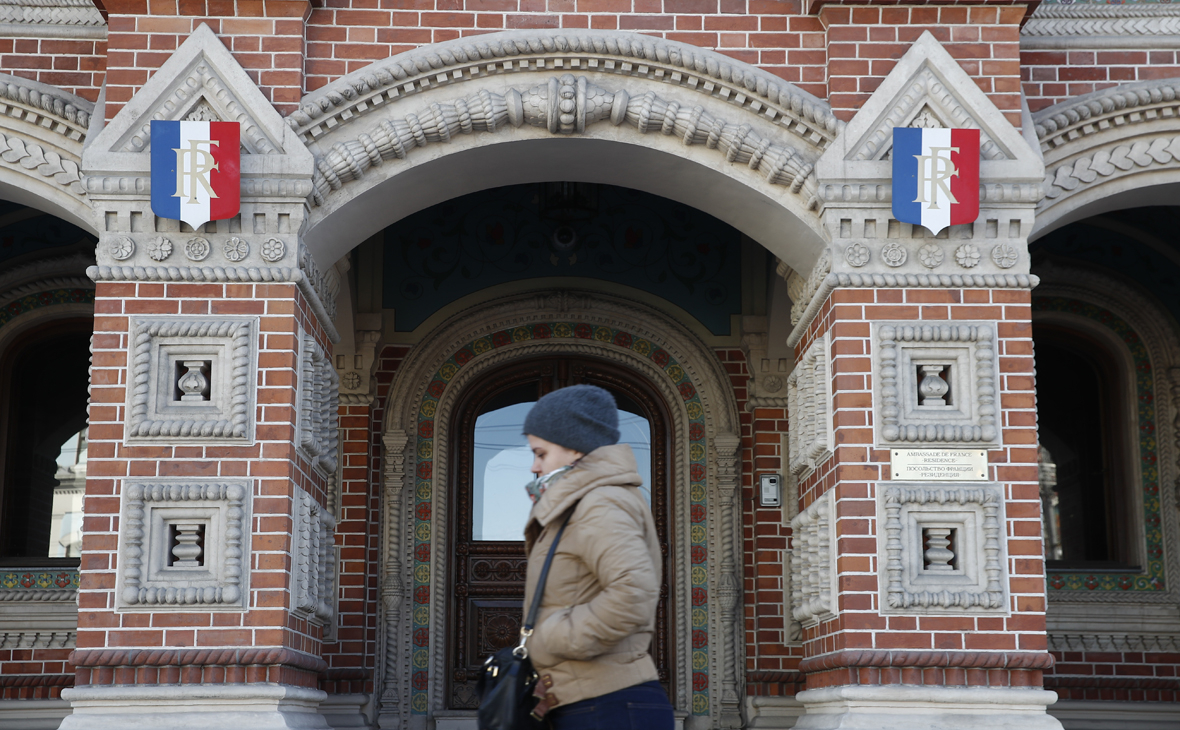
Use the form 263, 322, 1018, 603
516, 511, 573, 653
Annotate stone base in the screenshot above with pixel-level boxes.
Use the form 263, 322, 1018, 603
793, 686, 1065, 730
1050, 699, 1180, 730
744, 695, 805, 728
58, 684, 330, 730
0, 698, 71, 730
319, 693, 375, 729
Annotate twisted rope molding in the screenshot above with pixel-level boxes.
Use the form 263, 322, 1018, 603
1024, 4, 1180, 40
0, 0, 104, 27
0, 674, 74, 687
799, 650, 1055, 674
70, 647, 328, 673
746, 671, 805, 684
0, 588, 75, 601
287, 29, 842, 146
308, 74, 816, 210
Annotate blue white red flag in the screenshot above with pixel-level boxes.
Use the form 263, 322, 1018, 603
150, 120, 240, 229
892, 127, 980, 235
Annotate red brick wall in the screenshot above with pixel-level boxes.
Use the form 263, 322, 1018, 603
0, 647, 74, 699
1021, 49, 1180, 113
1047, 649, 1180, 702
793, 287, 1048, 689
0, 36, 106, 103
79, 280, 332, 686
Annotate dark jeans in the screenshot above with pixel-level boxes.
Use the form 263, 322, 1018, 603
548, 681, 674, 730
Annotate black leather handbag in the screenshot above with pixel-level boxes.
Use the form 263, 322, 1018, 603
476, 513, 572, 730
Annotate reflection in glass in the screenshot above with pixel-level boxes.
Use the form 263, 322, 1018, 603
472, 402, 653, 541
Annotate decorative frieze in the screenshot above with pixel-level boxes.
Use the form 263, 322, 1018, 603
873, 322, 999, 448
126, 317, 257, 444
787, 334, 833, 480
297, 331, 340, 477
879, 483, 1008, 614
292, 487, 336, 627
116, 481, 251, 610
790, 489, 836, 627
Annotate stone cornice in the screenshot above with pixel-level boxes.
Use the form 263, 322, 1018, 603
0, 73, 92, 137
1023, 4, 1180, 47
287, 29, 842, 150
1034, 79, 1180, 153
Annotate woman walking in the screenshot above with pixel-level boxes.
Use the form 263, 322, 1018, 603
520, 384, 674, 730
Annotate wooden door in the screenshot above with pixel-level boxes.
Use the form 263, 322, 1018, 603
446, 357, 673, 709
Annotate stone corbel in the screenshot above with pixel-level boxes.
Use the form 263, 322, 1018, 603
741, 316, 790, 408
338, 313, 383, 405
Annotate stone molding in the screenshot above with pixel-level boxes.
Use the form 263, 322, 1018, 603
378, 288, 740, 725
799, 650, 1055, 674
0, 630, 75, 648
788, 249, 830, 327
0, 0, 104, 32
787, 333, 833, 480
793, 685, 1063, 730
1023, 4, 1180, 48
0, 588, 76, 601
874, 322, 999, 448
1033, 263, 1180, 606
789, 489, 836, 628
116, 481, 251, 610
1033, 79, 1180, 237
0, 73, 91, 139
297, 331, 341, 477
307, 72, 818, 210
0, 252, 93, 307
292, 486, 336, 626
288, 29, 841, 149
69, 646, 327, 673
1047, 633, 1180, 653
880, 483, 1008, 615
126, 317, 257, 443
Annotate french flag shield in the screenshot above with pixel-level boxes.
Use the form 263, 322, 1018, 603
150, 120, 240, 229
892, 127, 980, 235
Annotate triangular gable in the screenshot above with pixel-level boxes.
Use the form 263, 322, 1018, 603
817, 31, 1041, 187
85, 23, 312, 176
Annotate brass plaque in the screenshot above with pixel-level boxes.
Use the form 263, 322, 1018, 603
891, 449, 988, 481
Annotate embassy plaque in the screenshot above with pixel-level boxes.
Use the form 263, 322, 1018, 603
891, 449, 988, 481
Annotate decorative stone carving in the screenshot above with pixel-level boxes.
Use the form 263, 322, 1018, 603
0, 631, 76, 649
107, 236, 134, 260
787, 334, 833, 479
292, 487, 337, 626
146, 236, 172, 262
297, 331, 340, 477
307, 73, 816, 209
954, 243, 980, 269
844, 243, 870, 268
126, 317, 257, 443
790, 489, 836, 627
289, 29, 842, 147
788, 249, 832, 327
881, 242, 908, 268
184, 237, 211, 261
918, 243, 944, 269
741, 319, 791, 401
0, 130, 86, 195
116, 481, 251, 610
0, 0, 104, 32
714, 431, 744, 729
1023, 4, 1180, 42
874, 322, 999, 447
879, 483, 1008, 614
261, 237, 285, 263
223, 237, 249, 263
991, 243, 1018, 269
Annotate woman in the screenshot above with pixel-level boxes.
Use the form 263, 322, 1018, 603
520, 384, 674, 730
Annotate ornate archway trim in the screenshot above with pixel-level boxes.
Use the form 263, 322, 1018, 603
378, 290, 742, 729
287, 29, 842, 150
306, 74, 818, 210
1033, 79, 1180, 235
1033, 263, 1180, 605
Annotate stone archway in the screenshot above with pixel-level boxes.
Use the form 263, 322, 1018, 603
379, 289, 742, 730
0, 74, 95, 233
1032, 78, 1180, 239
289, 29, 842, 277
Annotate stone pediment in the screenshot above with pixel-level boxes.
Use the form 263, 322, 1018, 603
817, 31, 1042, 189
84, 23, 312, 179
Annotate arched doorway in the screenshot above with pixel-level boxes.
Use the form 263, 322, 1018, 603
446, 355, 675, 708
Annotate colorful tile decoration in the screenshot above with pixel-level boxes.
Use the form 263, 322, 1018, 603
0, 569, 79, 591
411, 321, 711, 716
1034, 297, 1166, 593
0, 288, 95, 329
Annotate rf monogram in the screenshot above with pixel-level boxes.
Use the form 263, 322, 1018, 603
173, 138, 220, 205
912, 145, 959, 209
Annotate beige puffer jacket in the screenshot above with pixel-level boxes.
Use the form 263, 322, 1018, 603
521, 443, 661, 708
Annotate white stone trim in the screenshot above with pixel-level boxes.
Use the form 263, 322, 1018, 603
873, 322, 1000, 448
789, 489, 836, 628
787, 333, 833, 480
297, 330, 340, 477
793, 686, 1062, 730
291, 486, 336, 626
879, 482, 1009, 615
116, 480, 251, 610
125, 316, 257, 444
58, 684, 329, 730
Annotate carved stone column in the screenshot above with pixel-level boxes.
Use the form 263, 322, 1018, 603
378, 430, 409, 729
713, 431, 744, 729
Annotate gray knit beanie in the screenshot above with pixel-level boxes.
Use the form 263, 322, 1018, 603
522, 384, 620, 455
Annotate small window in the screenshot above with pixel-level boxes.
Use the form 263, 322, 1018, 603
1034, 325, 1137, 569
0, 324, 91, 565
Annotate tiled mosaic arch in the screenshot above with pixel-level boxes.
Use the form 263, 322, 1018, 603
1034, 297, 1166, 594
409, 321, 714, 717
